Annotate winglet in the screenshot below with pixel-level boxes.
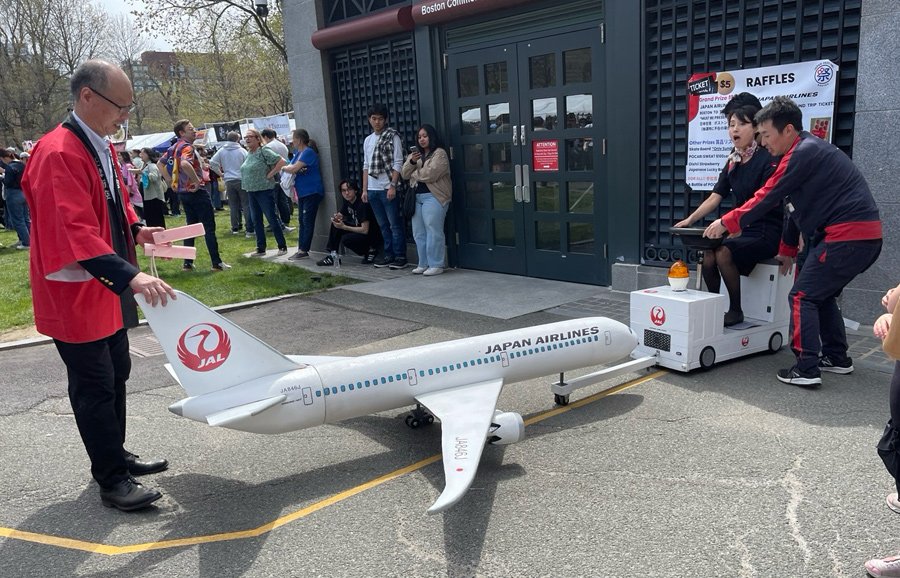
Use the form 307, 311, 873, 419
416, 379, 505, 515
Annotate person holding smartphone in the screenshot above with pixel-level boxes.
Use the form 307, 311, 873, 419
401, 123, 452, 276
315, 179, 378, 265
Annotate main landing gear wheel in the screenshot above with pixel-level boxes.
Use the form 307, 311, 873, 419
554, 394, 570, 406
699, 346, 716, 370
405, 404, 434, 429
768, 332, 783, 353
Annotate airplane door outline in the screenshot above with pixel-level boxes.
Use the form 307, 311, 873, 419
302, 387, 313, 405
500, 352, 509, 367
407, 369, 418, 386
605, 330, 612, 345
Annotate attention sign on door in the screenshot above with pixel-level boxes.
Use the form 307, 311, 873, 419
532, 139, 559, 171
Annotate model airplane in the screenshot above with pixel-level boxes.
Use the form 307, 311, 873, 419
138, 291, 638, 513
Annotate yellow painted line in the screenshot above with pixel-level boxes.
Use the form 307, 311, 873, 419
0, 369, 666, 555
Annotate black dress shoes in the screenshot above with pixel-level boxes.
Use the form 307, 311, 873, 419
100, 477, 162, 511
125, 452, 169, 476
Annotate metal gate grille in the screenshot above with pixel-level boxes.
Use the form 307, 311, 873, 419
643, 0, 862, 265
330, 36, 419, 181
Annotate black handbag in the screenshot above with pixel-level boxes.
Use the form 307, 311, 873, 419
399, 181, 416, 219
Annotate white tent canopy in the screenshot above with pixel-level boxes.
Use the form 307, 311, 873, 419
126, 132, 175, 152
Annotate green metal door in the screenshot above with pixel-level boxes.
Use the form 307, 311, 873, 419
447, 27, 607, 283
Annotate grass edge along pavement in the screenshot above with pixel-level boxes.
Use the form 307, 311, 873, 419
0, 211, 356, 335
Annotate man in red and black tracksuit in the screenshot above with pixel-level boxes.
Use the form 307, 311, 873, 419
704, 96, 881, 388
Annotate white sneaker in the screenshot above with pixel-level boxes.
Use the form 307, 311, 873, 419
423, 267, 444, 276
865, 554, 900, 577
411, 266, 427, 274
887, 493, 900, 514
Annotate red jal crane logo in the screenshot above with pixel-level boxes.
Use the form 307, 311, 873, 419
650, 306, 666, 326
177, 323, 231, 372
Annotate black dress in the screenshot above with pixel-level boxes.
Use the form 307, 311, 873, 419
712, 148, 783, 275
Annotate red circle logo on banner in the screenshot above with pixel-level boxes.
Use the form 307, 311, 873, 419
650, 306, 666, 326
177, 323, 232, 372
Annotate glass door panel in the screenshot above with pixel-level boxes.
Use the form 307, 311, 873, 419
447, 28, 604, 283
447, 47, 526, 274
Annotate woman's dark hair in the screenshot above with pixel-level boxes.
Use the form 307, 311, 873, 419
721, 92, 763, 125
141, 147, 159, 162
293, 128, 318, 154
413, 123, 444, 154
339, 179, 360, 195
118, 151, 132, 164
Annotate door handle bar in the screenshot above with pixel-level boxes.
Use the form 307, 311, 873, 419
514, 164, 522, 202
522, 164, 531, 203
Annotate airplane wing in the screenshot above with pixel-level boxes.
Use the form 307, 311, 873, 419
415, 378, 504, 514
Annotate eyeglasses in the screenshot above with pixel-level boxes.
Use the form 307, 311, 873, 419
89, 87, 135, 114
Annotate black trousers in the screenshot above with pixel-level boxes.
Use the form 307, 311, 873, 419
325, 225, 376, 256
54, 329, 131, 488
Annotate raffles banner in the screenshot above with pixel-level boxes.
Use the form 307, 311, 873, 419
685, 60, 839, 189
250, 114, 291, 137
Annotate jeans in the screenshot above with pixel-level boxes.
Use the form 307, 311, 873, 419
210, 179, 223, 209
367, 188, 405, 259
178, 190, 222, 266
296, 194, 322, 252
248, 188, 286, 251
274, 184, 292, 225
225, 180, 252, 232
5, 187, 30, 247
411, 193, 448, 268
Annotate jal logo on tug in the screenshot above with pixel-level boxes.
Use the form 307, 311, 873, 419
177, 323, 232, 372
650, 306, 666, 326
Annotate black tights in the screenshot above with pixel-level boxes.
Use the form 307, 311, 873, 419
701, 246, 742, 313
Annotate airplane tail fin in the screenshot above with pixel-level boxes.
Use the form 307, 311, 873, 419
138, 291, 300, 397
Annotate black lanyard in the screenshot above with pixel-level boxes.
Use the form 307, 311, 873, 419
62, 117, 119, 204
61, 116, 136, 265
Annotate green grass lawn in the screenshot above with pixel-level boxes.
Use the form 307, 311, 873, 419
0, 209, 352, 334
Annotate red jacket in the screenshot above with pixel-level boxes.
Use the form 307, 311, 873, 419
22, 124, 140, 343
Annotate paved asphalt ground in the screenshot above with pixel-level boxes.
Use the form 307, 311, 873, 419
1, 283, 899, 578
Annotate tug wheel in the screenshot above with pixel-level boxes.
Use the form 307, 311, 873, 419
768, 332, 783, 353
554, 394, 570, 406
699, 346, 716, 370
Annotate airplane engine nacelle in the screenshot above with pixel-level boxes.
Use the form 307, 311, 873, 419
487, 411, 525, 445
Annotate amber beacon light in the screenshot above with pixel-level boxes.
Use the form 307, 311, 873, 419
667, 260, 690, 291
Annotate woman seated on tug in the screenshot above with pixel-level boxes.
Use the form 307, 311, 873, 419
674, 92, 784, 327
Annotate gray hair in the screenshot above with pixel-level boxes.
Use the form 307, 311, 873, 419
70, 60, 117, 100
226, 131, 241, 142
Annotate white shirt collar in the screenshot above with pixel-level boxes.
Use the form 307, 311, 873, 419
70, 111, 111, 156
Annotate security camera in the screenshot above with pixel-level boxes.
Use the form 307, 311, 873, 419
254, 0, 268, 17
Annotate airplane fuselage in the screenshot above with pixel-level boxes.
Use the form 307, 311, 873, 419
171, 317, 636, 434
